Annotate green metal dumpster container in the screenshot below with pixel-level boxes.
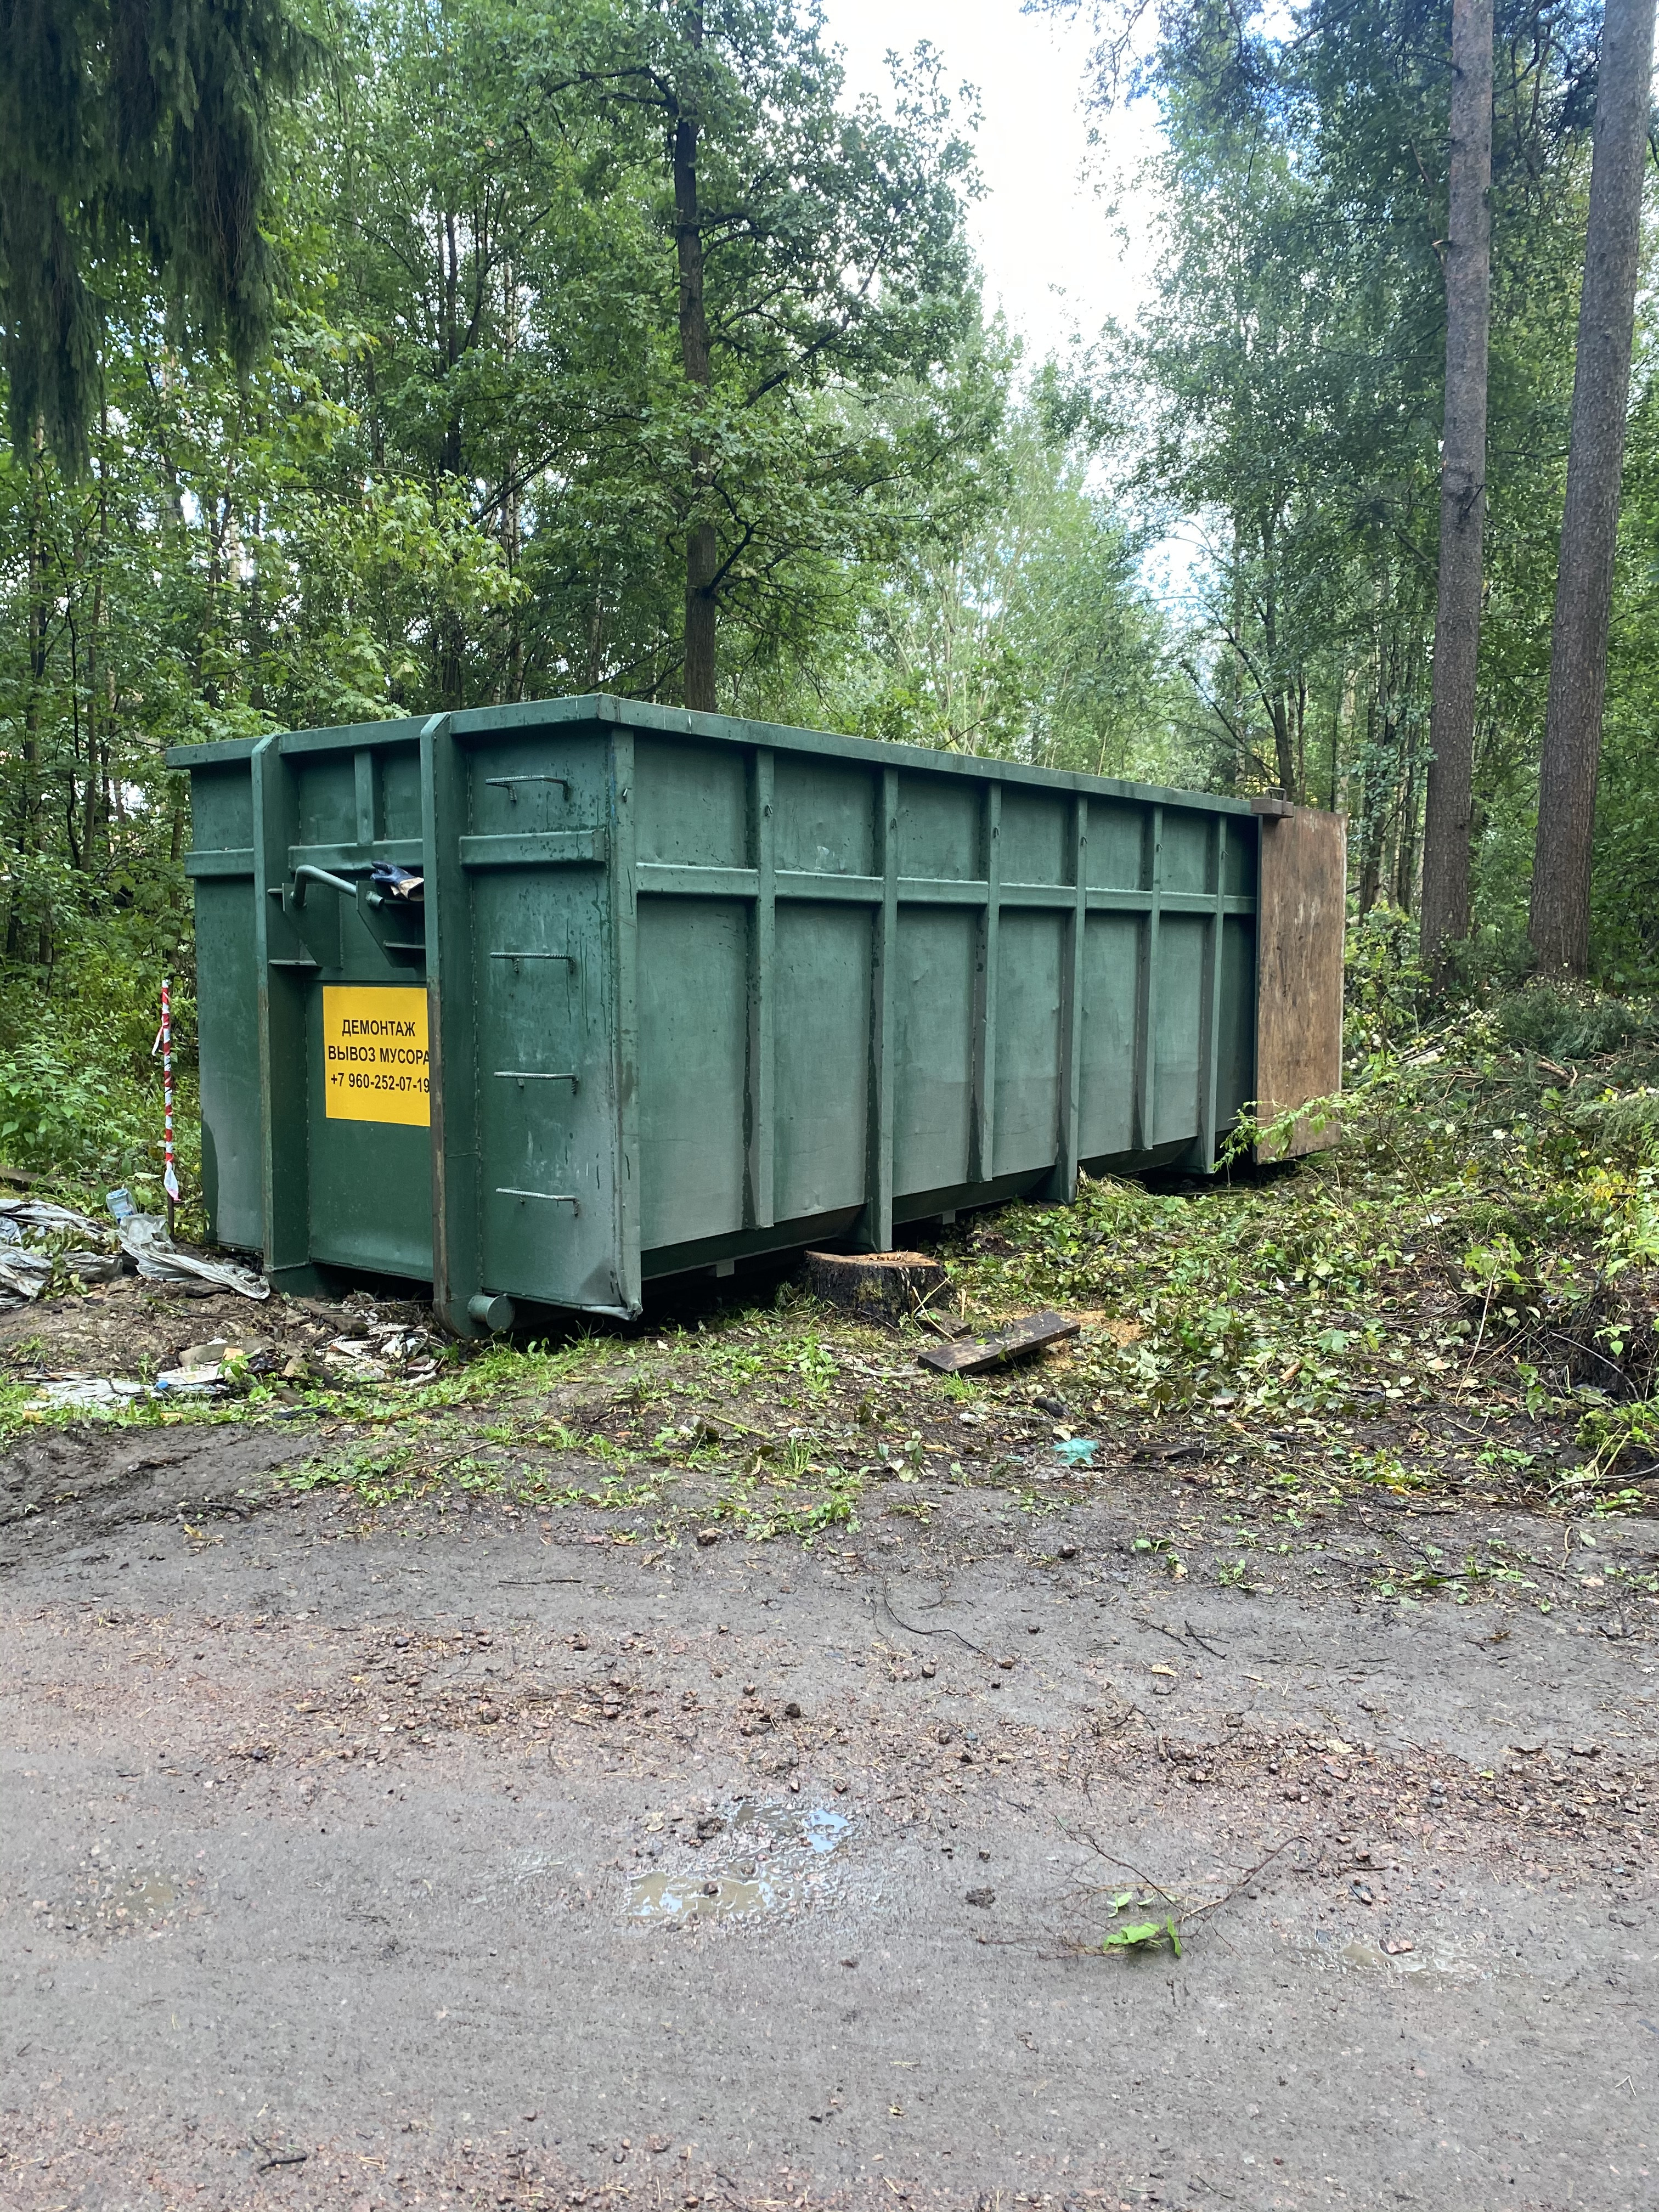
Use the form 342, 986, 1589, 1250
168, 697, 1344, 1333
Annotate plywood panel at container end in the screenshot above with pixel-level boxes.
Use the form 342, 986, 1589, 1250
1255, 805, 1346, 1159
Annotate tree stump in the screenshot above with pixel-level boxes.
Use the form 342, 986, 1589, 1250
804, 1249, 946, 1325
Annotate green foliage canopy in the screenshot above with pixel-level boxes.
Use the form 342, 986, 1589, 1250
0, 0, 314, 469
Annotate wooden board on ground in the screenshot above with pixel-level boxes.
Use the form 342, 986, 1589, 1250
805, 1249, 947, 1325
1254, 803, 1346, 1161
917, 1308, 1081, 1375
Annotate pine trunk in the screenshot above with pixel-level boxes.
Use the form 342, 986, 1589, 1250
1530, 0, 1658, 974
674, 11, 717, 713
1419, 0, 1494, 980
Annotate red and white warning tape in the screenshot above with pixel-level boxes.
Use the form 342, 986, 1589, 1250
160, 978, 180, 1206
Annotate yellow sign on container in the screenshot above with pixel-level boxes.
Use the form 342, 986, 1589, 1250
321, 985, 430, 1126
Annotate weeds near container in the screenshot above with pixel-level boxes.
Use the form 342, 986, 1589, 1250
1101, 1898, 1182, 1957
1069, 1830, 1307, 1963
712, 1460, 862, 1542
1573, 1399, 1659, 1485
887, 1495, 933, 1522
285, 1446, 420, 1509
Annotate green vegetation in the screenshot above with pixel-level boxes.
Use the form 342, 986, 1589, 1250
8, 958, 1655, 1587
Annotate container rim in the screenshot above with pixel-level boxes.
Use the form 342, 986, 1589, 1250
165, 691, 1276, 816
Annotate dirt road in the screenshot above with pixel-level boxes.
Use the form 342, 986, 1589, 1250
3, 1396, 1656, 2211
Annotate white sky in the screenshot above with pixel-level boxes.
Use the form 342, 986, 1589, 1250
822, 0, 1164, 366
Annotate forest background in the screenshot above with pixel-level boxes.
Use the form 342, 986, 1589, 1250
0, 0, 1655, 1203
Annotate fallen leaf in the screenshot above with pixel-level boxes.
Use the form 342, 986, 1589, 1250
1102, 1915, 1182, 1956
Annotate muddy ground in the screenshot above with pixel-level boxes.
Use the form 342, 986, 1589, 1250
1, 1267, 1656, 2212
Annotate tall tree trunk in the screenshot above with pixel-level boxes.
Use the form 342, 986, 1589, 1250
83, 391, 110, 864
1393, 746, 1423, 912
436, 208, 467, 710
28, 435, 50, 967
674, 9, 718, 712
1530, 0, 1658, 974
1419, 0, 1494, 980
1357, 699, 1387, 916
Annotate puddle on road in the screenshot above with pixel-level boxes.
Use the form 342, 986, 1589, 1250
1289, 1928, 1487, 1983
626, 1801, 851, 1927
38, 1867, 182, 1941
628, 1870, 785, 1923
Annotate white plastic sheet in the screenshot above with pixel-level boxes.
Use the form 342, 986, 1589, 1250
116, 1215, 270, 1301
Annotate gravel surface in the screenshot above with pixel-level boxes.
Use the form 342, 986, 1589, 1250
3, 1444, 1656, 2210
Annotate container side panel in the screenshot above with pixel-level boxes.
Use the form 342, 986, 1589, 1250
893, 910, 976, 1194
635, 737, 747, 867
476, 864, 620, 1307
381, 749, 424, 840
638, 898, 747, 1246
1087, 801, 1147, 890
469, 732, 589, 838
1216, 914, 1257, 1131
306, 985, 433, 1278
772, 757, 875, 876
1161, 811, 1211, 894
1153, 913, 1206, 1144
992, 911, 1063, 1175
998, 789, 1066, 885
774, 904, 872, 1217
191, 764, 255, 853
307, 1131, 433, 1275
1078, 913, 1139, 1158
1223, 824, 1259, 898
296, 754, 358, 848
194, 878, 263, 1250
895, 777, 978, 880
